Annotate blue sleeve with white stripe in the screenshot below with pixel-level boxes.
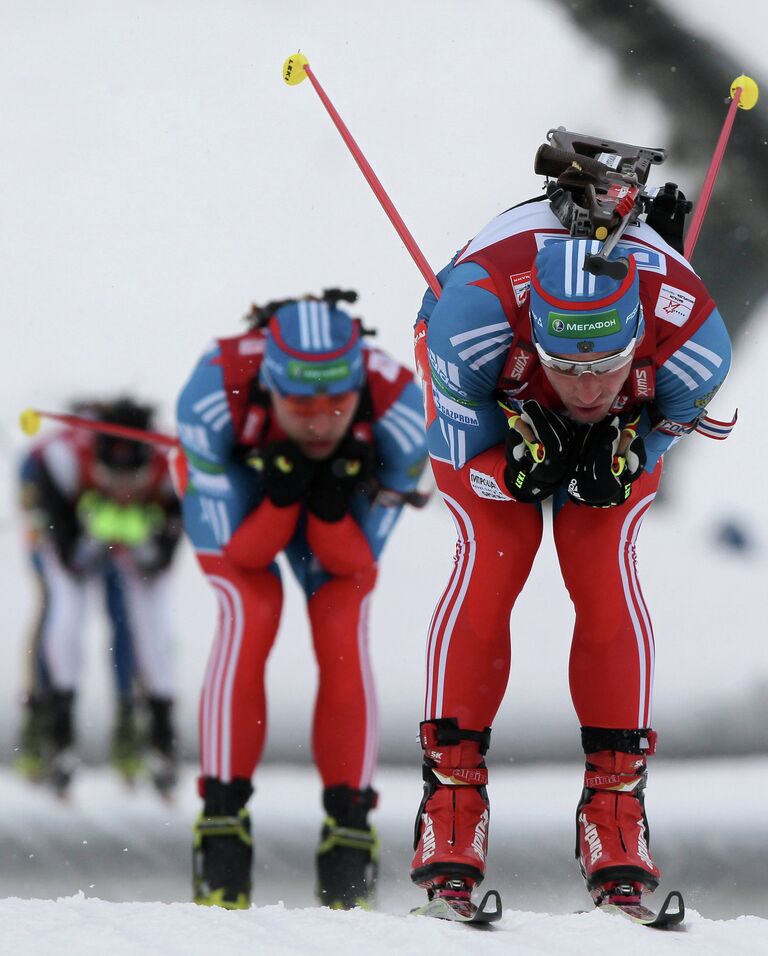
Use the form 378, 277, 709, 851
423, 261, 511, 469
373, 380, 428, 492
643, 307, 732, 469
176, 343, 262, 554
350, 379, 428, 561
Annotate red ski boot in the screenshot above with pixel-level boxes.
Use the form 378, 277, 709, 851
576, 728, 661, 906
410, 719, 491, 901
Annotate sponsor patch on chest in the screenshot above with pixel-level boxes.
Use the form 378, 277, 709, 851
241, 407, 266, 444
239, 337, 265, 355
654, 283, 696, 326
510, 271, 531, 306
433, 388, 479, 425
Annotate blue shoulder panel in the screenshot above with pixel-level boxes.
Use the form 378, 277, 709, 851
423, 261, 511, 468
176, 342, 262, 553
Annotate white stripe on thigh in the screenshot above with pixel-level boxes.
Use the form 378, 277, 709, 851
216, 576, 244, 781
424, 494, 475, 719
356, 593, 378, 789
201, 577, 236, 778
618, 494, 656, 727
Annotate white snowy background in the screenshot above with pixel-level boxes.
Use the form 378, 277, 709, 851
1, 1, 766, 952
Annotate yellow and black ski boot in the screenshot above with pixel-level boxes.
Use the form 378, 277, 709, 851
316, 785, 379, 910
111, 699, 144, 786
193, 777, 253, 910
15, 695, 47, 782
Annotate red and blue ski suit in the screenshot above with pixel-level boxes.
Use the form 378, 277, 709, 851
177, 329, 427, 790
416, 202, 732, 734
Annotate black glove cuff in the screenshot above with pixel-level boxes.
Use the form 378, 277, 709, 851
503, 464, 557, 503
267, 486, 307, 508
307, 493, 350, 523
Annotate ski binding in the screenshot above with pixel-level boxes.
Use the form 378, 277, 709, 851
597, 886, 685, 929
410, 880, 502, 925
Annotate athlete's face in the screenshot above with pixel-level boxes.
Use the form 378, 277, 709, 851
92, 463, 154, 503
270, 390, 360, 459
541, 351, 635, 423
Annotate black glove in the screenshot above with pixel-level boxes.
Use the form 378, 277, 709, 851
250, 441, 314, 508
308, 436, 375, 522
504, 400, 575, 503
567, 416, 647, 507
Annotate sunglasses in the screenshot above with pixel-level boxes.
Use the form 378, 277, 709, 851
277, 391, 359, 417
534, 337, 637, 377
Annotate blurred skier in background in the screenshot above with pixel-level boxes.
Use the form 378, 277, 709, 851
17, 397, 182, 798
18, 403, 135, 785
177, 290, 428, 910
410, 200, 732, 914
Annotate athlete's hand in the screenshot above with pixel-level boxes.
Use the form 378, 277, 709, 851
567, 415, 646, 507
308, 436, 375, 522
504, 400, 575, 503
250, 440, 314, 508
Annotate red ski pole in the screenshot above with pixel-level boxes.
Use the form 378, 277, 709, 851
684, 74, 759, 259
283, 52, 442, 300
19, 407, 179, 449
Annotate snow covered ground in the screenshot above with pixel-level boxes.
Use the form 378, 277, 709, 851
0, 760, 766, 954
2, 898, 765, 956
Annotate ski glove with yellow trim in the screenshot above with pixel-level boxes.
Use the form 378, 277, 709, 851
503, 400, 575, 503
247, 440, 315, 508
567, 415, 646, 507
308, 435, 375, 522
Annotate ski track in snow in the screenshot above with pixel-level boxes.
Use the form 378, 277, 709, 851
0, 895, 765, 956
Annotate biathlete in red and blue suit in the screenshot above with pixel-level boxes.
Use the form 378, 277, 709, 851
177, 293, 427, 911
409, 201, 732, 909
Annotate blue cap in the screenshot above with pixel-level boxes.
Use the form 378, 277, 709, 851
530, 239, 643, 355
260, 299, 365, 396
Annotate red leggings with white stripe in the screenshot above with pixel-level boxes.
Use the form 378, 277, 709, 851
425, 459, 662, 731
195, 552, 378, 789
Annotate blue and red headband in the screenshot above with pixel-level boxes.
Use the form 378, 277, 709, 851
261, 299, 365, 396
530, 239, 644, 355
